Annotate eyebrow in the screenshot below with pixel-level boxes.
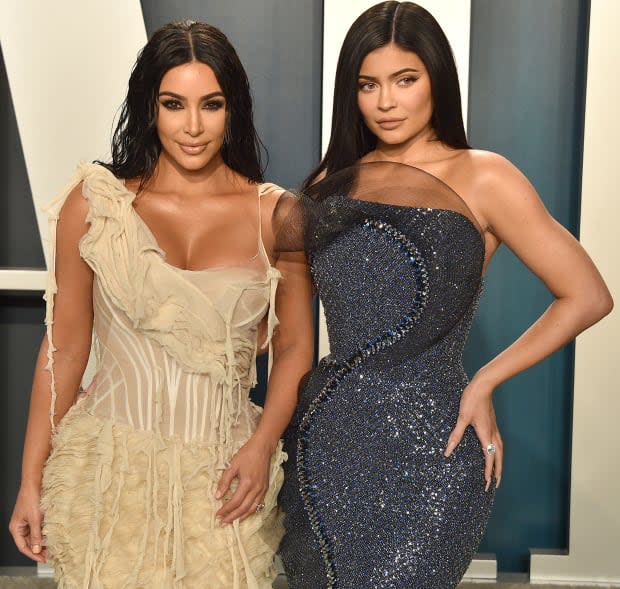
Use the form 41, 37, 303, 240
158, 91, 225, 100
358, 67, 420, 81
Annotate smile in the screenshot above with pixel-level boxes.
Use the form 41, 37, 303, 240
178, 143, 208, 155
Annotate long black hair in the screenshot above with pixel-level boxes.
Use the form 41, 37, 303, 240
100, 20, 265, 188
304, 1, 469, 188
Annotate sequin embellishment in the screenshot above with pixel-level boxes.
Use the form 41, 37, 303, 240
296, 219, 429, 587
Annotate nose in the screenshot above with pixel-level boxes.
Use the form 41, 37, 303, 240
378, 85, 396, 111
184, 106, 204, 137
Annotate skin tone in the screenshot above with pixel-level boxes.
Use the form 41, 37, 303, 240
357, 43, 613, 490
9, 61, 313, 561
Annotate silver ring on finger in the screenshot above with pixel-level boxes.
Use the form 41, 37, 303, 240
486, 443, 496, 456
255, 502, 266, 513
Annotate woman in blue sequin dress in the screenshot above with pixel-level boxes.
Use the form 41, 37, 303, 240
278, 2, 612, 588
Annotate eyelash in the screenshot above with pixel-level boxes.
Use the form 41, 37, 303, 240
160, 100, 225, 111
358, 82, 376, 92
357, 77, 418, 92
204, 100, 225, 111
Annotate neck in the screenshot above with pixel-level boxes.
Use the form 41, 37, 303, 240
373, 126, 445, 165
148, 151, 237, 197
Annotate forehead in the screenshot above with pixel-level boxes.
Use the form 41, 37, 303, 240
359, 44, 426, 75
159, 62, 222, 93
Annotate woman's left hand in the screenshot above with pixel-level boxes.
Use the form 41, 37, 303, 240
444, 375, 503, 491
215, 438, 272, 525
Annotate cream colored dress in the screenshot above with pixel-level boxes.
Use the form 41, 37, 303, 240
40, 163, 287, 589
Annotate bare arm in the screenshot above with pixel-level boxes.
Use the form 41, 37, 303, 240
445, 153, 613, 488
476, 154, 612, 386
216, 191, 314, 524
9, 183, 94, 560
252, 250, 314, 451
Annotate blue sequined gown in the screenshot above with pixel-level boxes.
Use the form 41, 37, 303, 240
279, 163, 495, 588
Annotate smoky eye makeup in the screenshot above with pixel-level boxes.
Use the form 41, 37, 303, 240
160, 98, 182, 110
203, 99, 225, 110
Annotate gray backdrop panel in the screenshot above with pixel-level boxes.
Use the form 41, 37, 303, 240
467, 0, 589, 573
0, 45, 47, 566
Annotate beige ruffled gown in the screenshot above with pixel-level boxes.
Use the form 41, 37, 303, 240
40, 163, 287, 589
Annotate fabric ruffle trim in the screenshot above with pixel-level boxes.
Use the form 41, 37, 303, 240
41, 405, 287, 589
42, 163, 281, 430
77, 163, 281, 374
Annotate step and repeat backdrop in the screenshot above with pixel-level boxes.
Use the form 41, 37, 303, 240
0, 0, 617, 581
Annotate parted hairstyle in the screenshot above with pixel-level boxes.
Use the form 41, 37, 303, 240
100, 20, 265, 188
303, 1, 469, 189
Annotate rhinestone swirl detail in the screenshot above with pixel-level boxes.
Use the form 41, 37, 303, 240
297, 218, 430, 588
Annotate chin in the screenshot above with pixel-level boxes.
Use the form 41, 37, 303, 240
376, 135, 410, 146
175, 154, 216, 172
188, 157, 210, 168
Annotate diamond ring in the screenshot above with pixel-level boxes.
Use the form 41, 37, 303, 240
486, 443, 496, 456
255, 502, 266, 513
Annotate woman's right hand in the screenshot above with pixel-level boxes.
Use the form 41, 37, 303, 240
444, 374, 503, 491
9, 485, 46, 563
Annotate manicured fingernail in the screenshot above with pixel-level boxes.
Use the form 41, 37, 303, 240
496, 477, 501, 489
444, 444, 454, 457
32, 544, 41, 554
485, 479, 491, 492
215, 491, 222, 499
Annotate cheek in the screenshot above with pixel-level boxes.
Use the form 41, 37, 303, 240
205, 110, 227, 142
357, 93, 373, 122
401, 85, 433, 116
156, 110, 177, 142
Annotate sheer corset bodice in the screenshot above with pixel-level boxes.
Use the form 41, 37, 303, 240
44, 163, 281, 451
82, 266, 275, 448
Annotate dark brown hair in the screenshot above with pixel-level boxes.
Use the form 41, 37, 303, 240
304, 1, 469, 188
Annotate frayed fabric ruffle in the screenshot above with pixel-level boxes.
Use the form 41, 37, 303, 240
41, 405, 286, 589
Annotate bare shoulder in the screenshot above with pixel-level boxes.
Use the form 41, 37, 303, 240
59, 181, 89, 227
452, 149, 541, 223
259, 181, 294, 230
465, 149, 533, 195
458, 150, 552, 239
259, 181, 290, 212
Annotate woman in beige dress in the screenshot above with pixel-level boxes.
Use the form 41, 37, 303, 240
9, 21, 313, 588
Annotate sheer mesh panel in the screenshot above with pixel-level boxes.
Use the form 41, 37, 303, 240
273, 162, 482, 255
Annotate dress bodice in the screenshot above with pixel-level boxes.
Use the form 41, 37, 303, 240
44, 163, 281, 449
312, 201, 483, 363
304, 163, 484, 364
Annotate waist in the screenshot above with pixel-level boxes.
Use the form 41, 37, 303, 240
79, 372, 260, 445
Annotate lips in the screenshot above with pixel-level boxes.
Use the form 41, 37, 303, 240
179, 143, 208, 155
376, 119, 405, 130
